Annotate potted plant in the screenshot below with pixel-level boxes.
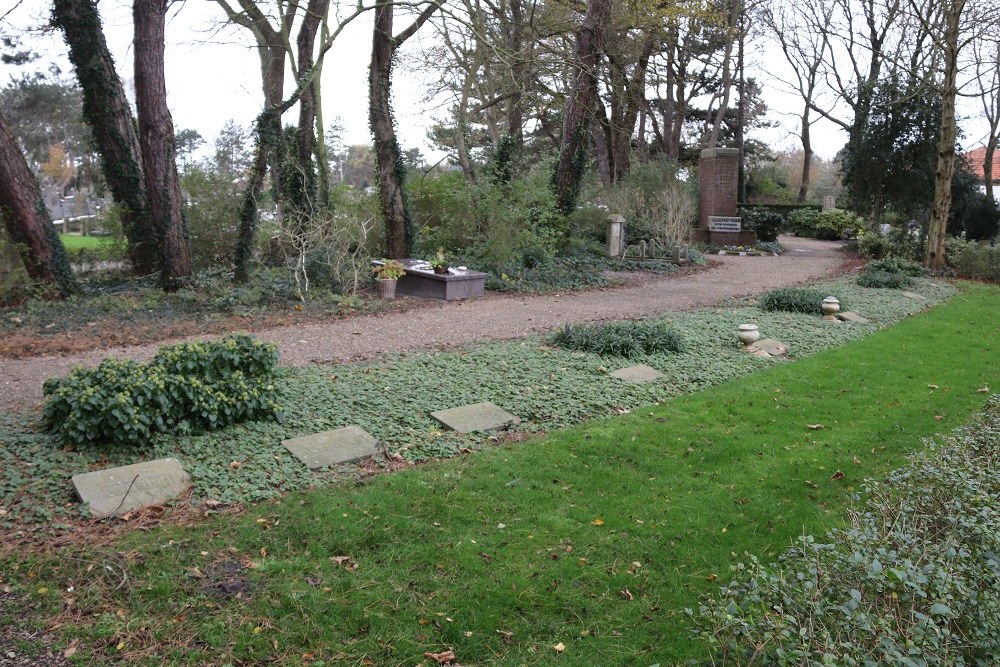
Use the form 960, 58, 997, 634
373, 260, 406, 299
429, 248, 449, 275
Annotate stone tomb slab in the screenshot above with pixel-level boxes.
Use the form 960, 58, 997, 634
902, 291, 926, 301
282, 426, 378, 469
610, 364, 664, 384
754, 338, 788, 357
72, 457, 191, 519
431, 402, 519, 433
837, 311, 871, 323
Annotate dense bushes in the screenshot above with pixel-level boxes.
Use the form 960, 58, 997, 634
42, 335, 281, 447
787, 208, 863, 240
694, 394, 1000, 666
857, 269, 913, 288
549, 320, 686, 358
758, 287, 830, 314
738, 208, 783, 242
948, 238, 1000, 281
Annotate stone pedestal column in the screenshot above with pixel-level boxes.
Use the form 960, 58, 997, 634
606, 214, 624, 257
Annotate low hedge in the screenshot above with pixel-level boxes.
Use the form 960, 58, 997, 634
42, 334, 281, 447
694, 394, 1000, 665
549, 320, 686, 358
758, 287, 831, 315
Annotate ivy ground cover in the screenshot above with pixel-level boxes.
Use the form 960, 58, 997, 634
0, 276, 953, 525
1, 282, 997, 665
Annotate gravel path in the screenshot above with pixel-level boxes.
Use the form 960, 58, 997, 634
0, 236, 852, 411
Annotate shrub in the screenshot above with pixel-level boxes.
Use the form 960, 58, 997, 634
754, 241, 783, 255
857, 269, 913, 289
949, 239, 1000, 281
858, 225, 925, 261
549, 320, 686, 358
738, 208, 784, 242
865, 256, 927, 276
786, 208, 821, 237
42, 334, 281, 447
693, 395, 1000, 666
758, 287, 830, 314
814, 208, 864, 240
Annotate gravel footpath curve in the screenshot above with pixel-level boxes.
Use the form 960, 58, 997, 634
0, 236, 851, 411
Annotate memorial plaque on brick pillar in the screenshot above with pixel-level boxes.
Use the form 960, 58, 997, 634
695, 148, 757, 246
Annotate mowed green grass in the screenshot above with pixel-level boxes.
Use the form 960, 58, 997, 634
9, 283, 999, 666
59, 234, 112, 251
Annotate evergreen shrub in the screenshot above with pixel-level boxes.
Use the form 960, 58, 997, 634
42, 334, 281, 447
857, 270, 913, 289
758, 287, 829, 314
550, 320, 686, 359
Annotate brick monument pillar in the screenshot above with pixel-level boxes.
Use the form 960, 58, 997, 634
692, 147, 756, 246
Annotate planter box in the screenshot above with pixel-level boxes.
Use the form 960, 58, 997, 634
373, 259, 487, 301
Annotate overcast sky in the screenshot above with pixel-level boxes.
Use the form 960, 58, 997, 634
1, 0, 993, 164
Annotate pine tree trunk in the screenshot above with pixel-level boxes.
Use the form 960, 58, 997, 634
134, 0, 191, 289
369, 0, 410, 259
553, 0, 613, 213
52, 0, 157, 275
0, 111, 76, 296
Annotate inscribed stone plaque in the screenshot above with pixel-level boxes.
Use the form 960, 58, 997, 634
610, 364, 664, 384
72, 457, 191, 518
755, 339, 788, 357
902, 291, 926, 301
282, 426, 378, 469
431, 402, 519, 433
708, 216, 742, 232
837, 311, 870, 323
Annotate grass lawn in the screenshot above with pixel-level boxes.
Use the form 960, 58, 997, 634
2, 283, 998, 666
59, 234, 113, 251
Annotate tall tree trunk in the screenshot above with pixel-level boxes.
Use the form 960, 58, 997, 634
294, 0, 329, 212
985, 136, 997, 202
552, 0, 613, 213
52, 0, 157, 275
592, 101, 613, 186
506, 0, 527, 149
0, 111, 76, 296
925, 0, 963, 270
368, 0, 442, 258
369, 0, 410, 258
134, 0, 191, 290
797, 107, 813, 203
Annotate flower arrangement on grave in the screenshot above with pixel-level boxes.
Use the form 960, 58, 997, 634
428, 248, 450, 274
373, 259, 406, 281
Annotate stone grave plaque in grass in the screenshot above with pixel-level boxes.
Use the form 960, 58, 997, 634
431, 402, 519, 433
610, 364, 664, 384
837, 311, 870, 323
754, 339, 788, 357
282, 426, 378, 469
902, 291, 926, 301
72, 457, 191, 518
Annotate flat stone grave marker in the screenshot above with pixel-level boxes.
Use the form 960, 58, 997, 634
902, 291, 926, 300
282, 426, 378, 469
837, 311, 870, 323
754, 339, 788, 357
431, 402, 519, 433
610, 364, 664, 384
72, 457, 191, 518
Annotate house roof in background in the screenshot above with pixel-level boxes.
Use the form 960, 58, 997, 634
963, 146, 1000, 182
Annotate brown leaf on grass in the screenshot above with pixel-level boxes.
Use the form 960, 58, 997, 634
63, 640, 79, 658
619, 588, 634, 600
553, 642, 566, 653
330, 556, 357, 570
806, 424, 824, 430
830, 470, 845, 481
496, 629, 514, 644
479, 552, 492, 564
978, 385, 990, 393
424, 649, 457, 664
928, 384, 940, 389
934, 415, 944, 421
805, 480, 818, 488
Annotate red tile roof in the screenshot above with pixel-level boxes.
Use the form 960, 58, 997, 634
963, 146, 1000, 182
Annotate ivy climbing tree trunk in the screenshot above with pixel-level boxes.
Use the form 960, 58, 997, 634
134, 0, 191, 289
552, 0, 613, 213
0, 111, 76, 296
369, 0, 443, 259
293, 0, 330, 214
52, 0, 157, 276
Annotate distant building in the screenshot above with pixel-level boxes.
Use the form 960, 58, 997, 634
963, 146, 1000, 202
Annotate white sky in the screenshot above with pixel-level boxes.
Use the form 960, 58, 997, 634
0, 0, 993, 163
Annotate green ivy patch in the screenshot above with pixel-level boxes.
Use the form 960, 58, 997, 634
0, 277, 955, 527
